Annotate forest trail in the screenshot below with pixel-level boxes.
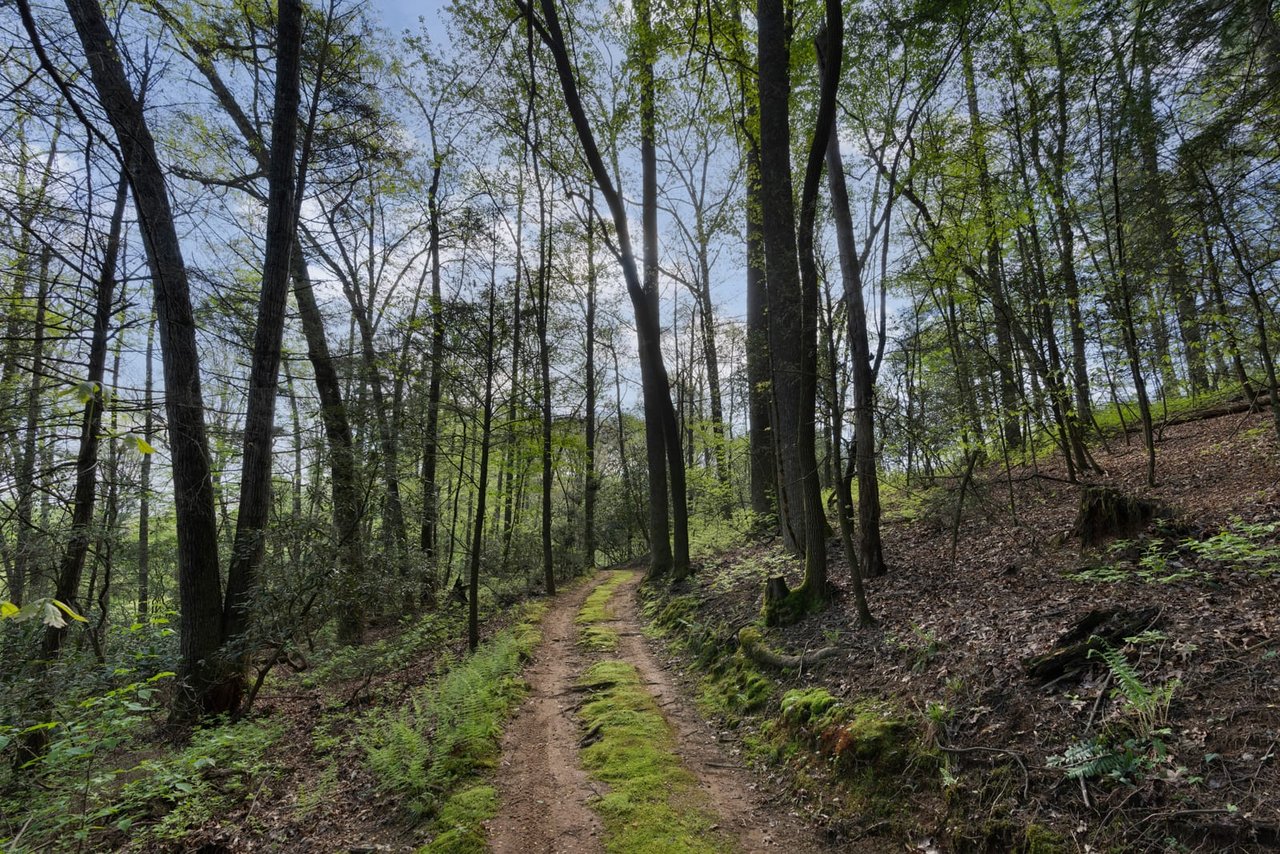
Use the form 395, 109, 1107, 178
485, 570, 826, 853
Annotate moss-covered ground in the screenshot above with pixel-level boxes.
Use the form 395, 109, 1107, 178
574, 572, 731, 853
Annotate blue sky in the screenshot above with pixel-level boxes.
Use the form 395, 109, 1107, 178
372, 0, 451, 43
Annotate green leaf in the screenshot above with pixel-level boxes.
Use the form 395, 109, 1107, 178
52, 599, 88, 622
132, 435, 157, 455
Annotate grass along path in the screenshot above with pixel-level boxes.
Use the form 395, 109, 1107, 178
488, 569, 825, 853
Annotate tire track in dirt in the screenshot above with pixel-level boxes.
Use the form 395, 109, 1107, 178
486, 575, 606, 853
488, 571, 828, 853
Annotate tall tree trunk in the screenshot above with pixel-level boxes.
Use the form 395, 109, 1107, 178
223, 0, 304, 687
1046, 13, 1092, 422
1135, 58, 1206, 394
63, 0, 225, 718
529, 110, 557, 596
1107, 98, 1157, 486
1199, 168, 1280, 441
583, 198, 598, 570
757, 0, 807, 557
636, 0, 676, 582
788, 7, 844, 608
42, 174, 127, 658
744, 128, 775, 523
962, 36, 1021, 451
691, 248, 733, 518
819, 33, 885, 583
2, 119, 58, 608
419, 161, 445, 602
138, 313, 155, 620
517, 0, 686, 583
156, 2, 367, 642
468, 262, 499, 651
14, 251, 50, 618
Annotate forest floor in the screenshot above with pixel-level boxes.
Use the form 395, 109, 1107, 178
81, 404, 1276, 853
645, 405, 1280, 852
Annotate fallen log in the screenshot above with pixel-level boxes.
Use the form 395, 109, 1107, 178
1147, 393, 1274, 430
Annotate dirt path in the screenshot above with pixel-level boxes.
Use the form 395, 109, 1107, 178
486, 577, 606, 853
487, 571, 827, 853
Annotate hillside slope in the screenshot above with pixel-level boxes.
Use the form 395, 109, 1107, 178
645, 408, 1280, 852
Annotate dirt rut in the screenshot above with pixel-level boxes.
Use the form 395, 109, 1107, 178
486, 572, 826, 853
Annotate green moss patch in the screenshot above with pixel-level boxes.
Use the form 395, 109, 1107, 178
577, 571, 636, 652
778, 688, 923, 773
774, 687, 937, 827
697, 654, 775, 724
418, 784, 497, 853
577, 660, 730, 853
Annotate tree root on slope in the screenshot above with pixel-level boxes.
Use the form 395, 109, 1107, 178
735, 626, 845, 670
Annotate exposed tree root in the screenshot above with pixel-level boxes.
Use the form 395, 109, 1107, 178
736, 626, 845, 670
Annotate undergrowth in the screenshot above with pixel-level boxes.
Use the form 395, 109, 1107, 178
1067, 517, 1280, 586
1050, 640, 1180, 785
1, 701, 282, 852
305, 608, 464, 688
363, 601, 546, 834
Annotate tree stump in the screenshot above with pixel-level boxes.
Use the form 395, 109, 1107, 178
762, 575, 791, 627
1072, 486, 1161, 547
1024, 606, 1159, 683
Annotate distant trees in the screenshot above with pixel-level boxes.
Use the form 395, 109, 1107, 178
4, 0, 1279, 728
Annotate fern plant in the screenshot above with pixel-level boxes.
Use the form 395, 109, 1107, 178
1049, 737, 1150, 783
1051, 641, 1180, 786
1087, 641, 1178, 741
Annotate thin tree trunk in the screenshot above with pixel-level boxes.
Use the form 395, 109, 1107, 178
517, 0, 686, 582
42, 174, 127, 657
819, 33, 885, 583
1106, 95, 1157, 486
1199, 168, 1280, 441
419, 161, 445, 603
468, 266, 498, 650
962, 36, 1021, 450
13, 251, 49, 618
138, 313, 155, 620
583, 198, 598, 570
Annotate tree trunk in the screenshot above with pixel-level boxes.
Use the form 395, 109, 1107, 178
583, 198, 599, 570
223, 0, 304, 686
962, 37, 1021, 450
469, 266, 499, 651
819, 33, 885, 582
42, 174, 127, 658
518, 0, 687, 583
1046, 14, 1092, 422
63, 0, 225, 718
420, 161, 445, 602
138, 313, 155, 620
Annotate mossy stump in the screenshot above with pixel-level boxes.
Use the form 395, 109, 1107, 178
762, 576, 826, 626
